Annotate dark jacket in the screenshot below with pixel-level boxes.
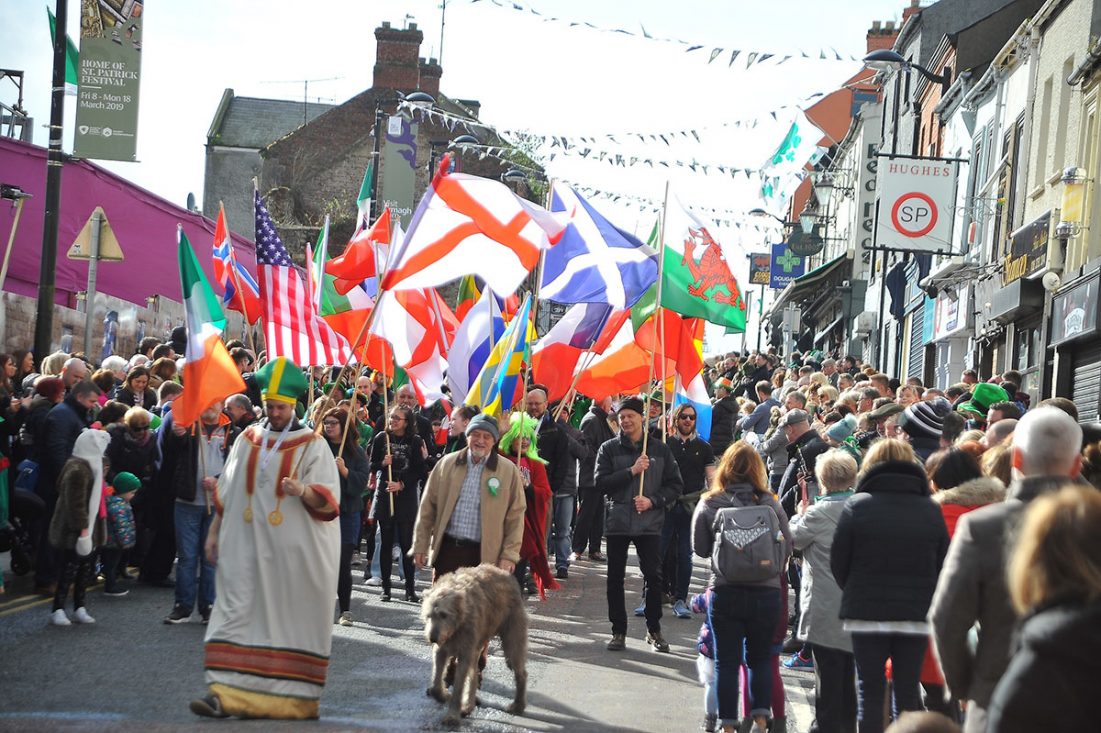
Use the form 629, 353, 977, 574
18, 395, 54, 451
579, 404, 616, 490
594, 432, 683, 536
105, 423, 161, 490
115, 385, 157, 411
779, 428, 830, 517
929, 475, 1084, 706
36, 395, 92, 499
327, 437, 370, 516
161, 421, 241, 502
830, 459, 949, 622
987, 601, 1101, 733
48, 457, 105, 550
734, 364, 771, 398
667, 434, 715, 510
535, 413, 588, 497
692, 481, 791, 590
369, 430, 426, 523
710, 395, 739, 455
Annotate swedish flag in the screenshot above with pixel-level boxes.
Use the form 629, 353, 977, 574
465, 295, 535, 417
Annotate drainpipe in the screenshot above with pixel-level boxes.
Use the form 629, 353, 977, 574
1013, 26, 1041, 229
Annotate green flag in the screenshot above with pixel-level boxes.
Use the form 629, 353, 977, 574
46, 7, 79, 95
356, 161, 374, 227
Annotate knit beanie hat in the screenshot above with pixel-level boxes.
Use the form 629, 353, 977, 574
465, 413, 500, 441
826, 414, 858, 443
900, 397, 952, 441
617, 396, 646, 416
112, 471, 141, 495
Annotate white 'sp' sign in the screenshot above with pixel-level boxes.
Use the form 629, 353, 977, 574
892, 192, 938, 238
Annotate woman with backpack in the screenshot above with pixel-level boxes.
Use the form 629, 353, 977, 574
692, 441, 792, 733
830, 439, 949, 733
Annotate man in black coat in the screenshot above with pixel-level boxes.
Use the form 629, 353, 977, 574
710, 378, 739, 457
33, 379, 102, 592
574, 396, 616, 561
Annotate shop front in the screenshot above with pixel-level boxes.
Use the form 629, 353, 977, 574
930, 282, 974, 389
1051, 269, 1101, 423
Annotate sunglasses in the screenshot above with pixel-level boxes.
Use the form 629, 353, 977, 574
678, 414, 697, 421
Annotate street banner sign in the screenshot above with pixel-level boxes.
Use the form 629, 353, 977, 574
73, 0, 144, 161
875, 156, 959, 253
749, 252, 771, 286
770, 242, 804, 289
381, 115, 418, 228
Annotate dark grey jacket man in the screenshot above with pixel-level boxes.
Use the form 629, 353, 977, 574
930, 407, 1085, 733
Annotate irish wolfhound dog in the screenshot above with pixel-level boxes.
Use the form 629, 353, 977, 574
421, 564, 528, 727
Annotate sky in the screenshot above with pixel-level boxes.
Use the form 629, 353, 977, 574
2, 0, 906, 353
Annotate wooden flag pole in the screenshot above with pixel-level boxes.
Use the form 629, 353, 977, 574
382, 357, 395, 516
639, 181, 671, 499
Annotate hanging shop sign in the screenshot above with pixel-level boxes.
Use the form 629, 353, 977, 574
932, 282, 970, 341
749, 252, 771, 285
1003, 211, 1051, 285
73, 0, 144, 161
875, 156, 960, 254
770, 242, 805, 289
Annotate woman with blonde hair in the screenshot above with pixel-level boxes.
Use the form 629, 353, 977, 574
831, 439, 949, 733
987, 486, 1101, 733
692, 442, 791, 733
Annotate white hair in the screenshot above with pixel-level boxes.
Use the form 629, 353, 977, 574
127, 354, 149, 372
1014, 407, 1082, 477
101, 355, 127, 374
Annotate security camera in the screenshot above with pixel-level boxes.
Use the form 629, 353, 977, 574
1042, 271, 1062, 291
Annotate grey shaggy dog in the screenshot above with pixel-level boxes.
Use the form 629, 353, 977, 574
421, 564, 528, 728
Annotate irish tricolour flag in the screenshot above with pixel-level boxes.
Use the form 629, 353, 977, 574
174, 227, 246, 427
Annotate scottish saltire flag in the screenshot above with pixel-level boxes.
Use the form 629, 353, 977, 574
540, 183, 658, 309
447, 287, 507, 404
255, 191, 351, 366
675, 374, 713, 442
466, 295, 534, 417
212, 204, 262, 325
531, 302, 616, 402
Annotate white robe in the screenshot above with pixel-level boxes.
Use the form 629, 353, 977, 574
203, 422, 340, 719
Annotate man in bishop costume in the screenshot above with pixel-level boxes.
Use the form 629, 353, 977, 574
190, 357, 341, 720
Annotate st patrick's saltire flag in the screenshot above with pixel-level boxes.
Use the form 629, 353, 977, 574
174, 227, 246, 427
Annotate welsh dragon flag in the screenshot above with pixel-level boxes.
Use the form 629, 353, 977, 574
174, 227, 246, 427
634, 199, 747, 333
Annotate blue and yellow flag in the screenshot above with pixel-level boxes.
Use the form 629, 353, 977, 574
465, 294, 535, 417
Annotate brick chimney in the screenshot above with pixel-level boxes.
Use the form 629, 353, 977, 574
373, 21, 423, 92
867, 18, 900, 53
902, 0, 922, 23
418, 57, 442, 97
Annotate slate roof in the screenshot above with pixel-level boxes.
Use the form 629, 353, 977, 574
207, 89, 334, 149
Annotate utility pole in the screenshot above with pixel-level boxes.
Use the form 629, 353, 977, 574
35, 0, 68, 359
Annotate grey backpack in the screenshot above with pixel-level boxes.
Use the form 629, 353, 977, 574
711, 501, 784, 584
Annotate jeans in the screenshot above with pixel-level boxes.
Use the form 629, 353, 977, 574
606, 534, 663, 634
812, 644, 857, 733
710, 584, 781, 722
659, 504, 693, 601
572, 486, 604, 555
173, 502, 215, 612
338, 511, 361, 613
850, 632, 927, 733
550, 495, 575, 570
379, 519, 415, 593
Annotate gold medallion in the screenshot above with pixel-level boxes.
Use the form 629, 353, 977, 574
268, 510, 284, 526
243, 506, 253, 523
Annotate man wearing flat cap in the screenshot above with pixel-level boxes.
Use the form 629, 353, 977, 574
596, 396, 683, 654
413, 413, 526, 579
191, 357, 341, 721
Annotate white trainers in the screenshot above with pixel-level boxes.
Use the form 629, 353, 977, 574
365, 576, 383, 587
49, 609, 71, 626
73, 607, 96, 624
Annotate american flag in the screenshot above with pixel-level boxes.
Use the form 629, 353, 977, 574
255, 191, 351, 366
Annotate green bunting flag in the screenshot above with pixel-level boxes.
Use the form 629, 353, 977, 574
46, 7, 79, 95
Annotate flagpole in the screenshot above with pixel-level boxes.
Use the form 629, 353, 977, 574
219, 200, 260, 353
639, 181, 671, 499
382, 357, 395, 516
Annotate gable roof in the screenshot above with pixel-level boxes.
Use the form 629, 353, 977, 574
207, 88, 334, 149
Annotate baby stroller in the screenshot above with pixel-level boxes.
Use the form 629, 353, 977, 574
0, 487, 46, 576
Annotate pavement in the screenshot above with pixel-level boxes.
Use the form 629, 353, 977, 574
0, 549, 815, 732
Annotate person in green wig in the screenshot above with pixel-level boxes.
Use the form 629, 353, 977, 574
498, 413, 558, 599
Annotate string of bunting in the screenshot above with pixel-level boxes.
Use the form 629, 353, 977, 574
558, 179, 776, 230
463, 0, 863, 64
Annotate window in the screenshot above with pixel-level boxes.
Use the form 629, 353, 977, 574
1034, 77, 1053, 188
1053, 57, 1075, 176
1081, 91, 1100, 267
